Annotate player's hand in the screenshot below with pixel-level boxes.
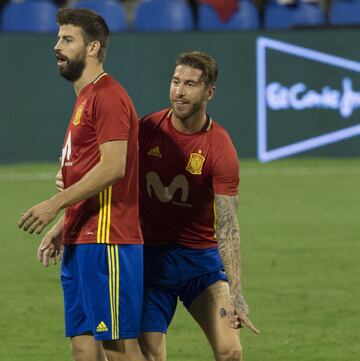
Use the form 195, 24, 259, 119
237, 312, 260, 334
18, 198, 60, 234
232, 295, 260, 334
55, 167, 64, 192
37, 229, 62, 267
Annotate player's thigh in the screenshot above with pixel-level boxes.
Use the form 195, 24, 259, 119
139, 332, 166, 361
102, 338, 146, 361
71, 334, 106, 361
140, 286, 176, 360
61, 246, 92, 338
188, 281, 241, 358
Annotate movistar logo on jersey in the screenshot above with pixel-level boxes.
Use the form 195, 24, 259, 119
146, 172, 191, 207
61, 131, 73, 167
96, 321, 108, 333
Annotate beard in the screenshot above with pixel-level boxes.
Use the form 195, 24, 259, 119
57, 48, 87, 82
171, 99, 202, 121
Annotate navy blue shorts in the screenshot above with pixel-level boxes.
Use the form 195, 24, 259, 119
61, 244, 143, 340
141, 245, 228, 333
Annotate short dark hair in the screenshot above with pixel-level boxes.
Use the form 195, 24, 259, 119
175, 51, 218, 86
56, 8, 110, 62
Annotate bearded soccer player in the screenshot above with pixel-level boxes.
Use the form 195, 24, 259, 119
138, 52, 259, 361
17, 9, 145, 361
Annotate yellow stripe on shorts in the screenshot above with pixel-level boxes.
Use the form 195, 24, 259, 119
107, 244, 120, 339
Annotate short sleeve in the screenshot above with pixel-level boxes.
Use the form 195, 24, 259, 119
94, 88, 131, 144
212, 132, 240, 195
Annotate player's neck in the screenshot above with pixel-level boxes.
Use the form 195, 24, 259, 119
171, 111, 207, 134
73, 63, 105, 96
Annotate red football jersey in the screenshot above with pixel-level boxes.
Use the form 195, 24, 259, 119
139, 109, 239, 249
61, 73, 143, 245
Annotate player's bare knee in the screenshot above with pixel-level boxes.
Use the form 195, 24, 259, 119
139, 333, 166, 361
146, 353, 165, 361
71, 338, 104, 361
103, 339, 146, 361
71, 342, 88, 361
140, 344, 165, 361
216, 344, 242, 361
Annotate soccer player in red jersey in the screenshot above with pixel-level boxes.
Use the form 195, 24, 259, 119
17, 9, 145, 361
138, 52, 259, 361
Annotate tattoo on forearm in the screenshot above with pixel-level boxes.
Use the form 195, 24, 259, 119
220, 308, 227, 317
215, 194, 249, 315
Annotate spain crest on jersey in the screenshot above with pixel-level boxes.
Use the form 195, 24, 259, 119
186, 152, 205, 175
73, 101, 86, 126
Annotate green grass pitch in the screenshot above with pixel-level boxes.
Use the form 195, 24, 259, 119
1, 159, 359, 361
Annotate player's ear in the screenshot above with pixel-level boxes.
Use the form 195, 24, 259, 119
88, 40, 101, 58
207, 85, 216, 101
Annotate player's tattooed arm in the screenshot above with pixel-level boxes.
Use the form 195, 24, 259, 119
215, 194, 259, 334
215, 194, 247, 312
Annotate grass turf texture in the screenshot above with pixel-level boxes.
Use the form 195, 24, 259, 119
0, 159, 359, 361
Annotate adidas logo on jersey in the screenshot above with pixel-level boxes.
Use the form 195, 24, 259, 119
96, 321, 108, 333
147, 146, 162, 157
